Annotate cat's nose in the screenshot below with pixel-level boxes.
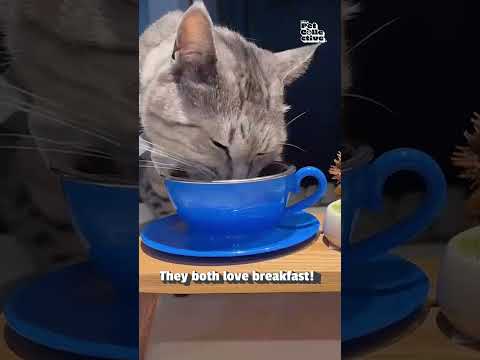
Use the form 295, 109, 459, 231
231, 163, 250, 179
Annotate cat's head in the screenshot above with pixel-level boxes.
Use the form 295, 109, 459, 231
2, 0, 139, 183
141, 1, 319, 180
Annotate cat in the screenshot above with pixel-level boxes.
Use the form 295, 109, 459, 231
0, 0, 356, 282
1, 0, 138, 182
139, 1, 322, 217
0, 0, 138, 281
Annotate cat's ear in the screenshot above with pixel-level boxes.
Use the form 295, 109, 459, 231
172, 1, 217, 82
273, 44, 319, 86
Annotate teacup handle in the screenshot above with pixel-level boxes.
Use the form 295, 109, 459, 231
348, 148, 446, 262
285, 166, 328, 216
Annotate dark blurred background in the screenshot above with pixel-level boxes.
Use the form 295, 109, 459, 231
343, 3, 480, 358
344, 0, 480, 192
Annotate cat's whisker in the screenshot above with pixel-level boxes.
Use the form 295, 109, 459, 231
1, 84, 123, 144
2, 81, 71, 112
286, 111, 307, 127
2, 77, 134, 146
141, 147, 211, 177
343, 93, 394, 114
141, 138, 202, 169
139, 158, 173, 162
0, 97, 65, 118
139, 138, 175, 155
139, 165, 182, 171
30, 105, 122, 143
0, 133, 113, 156
0, 145, 114, 160
0, 98, 121, 146
281, 143, 307, 152
347, 17, 401, 54
145, 148, 195, 167
139, 160, 179, 167
143, 144, 196, 167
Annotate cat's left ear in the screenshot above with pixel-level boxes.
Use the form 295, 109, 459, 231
172, 1, 217, 83
273, 44, 319, 86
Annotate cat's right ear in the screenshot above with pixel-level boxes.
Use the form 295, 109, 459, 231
273, 44, 319, 86
172, 1, 217, 83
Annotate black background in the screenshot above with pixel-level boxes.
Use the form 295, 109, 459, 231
345, 0, 479, 190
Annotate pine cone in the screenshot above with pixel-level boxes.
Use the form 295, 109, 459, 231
329, 151, 342, 197
452, 112, 480, 219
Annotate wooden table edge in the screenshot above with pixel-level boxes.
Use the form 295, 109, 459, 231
139, 209, 340, 295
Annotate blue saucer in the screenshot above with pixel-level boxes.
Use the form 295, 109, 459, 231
342, 254, 429, 343
4, 263, 138, 359
141, 211, 320, 257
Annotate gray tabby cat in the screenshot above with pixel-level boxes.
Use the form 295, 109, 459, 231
1, 0, 138, 181
0, 0, 137, 278
139, 1, 320, 216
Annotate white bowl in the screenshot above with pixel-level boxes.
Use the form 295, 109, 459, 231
437, 225, 480, 340
323, 199, 341, 248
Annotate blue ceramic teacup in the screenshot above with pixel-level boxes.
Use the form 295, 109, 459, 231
165, 162, 328, 234
342, 146, 447, 265
61, 177, 138, 294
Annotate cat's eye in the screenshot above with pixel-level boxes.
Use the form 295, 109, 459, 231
256, 152, 267, 157
211, 139, 229, 152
